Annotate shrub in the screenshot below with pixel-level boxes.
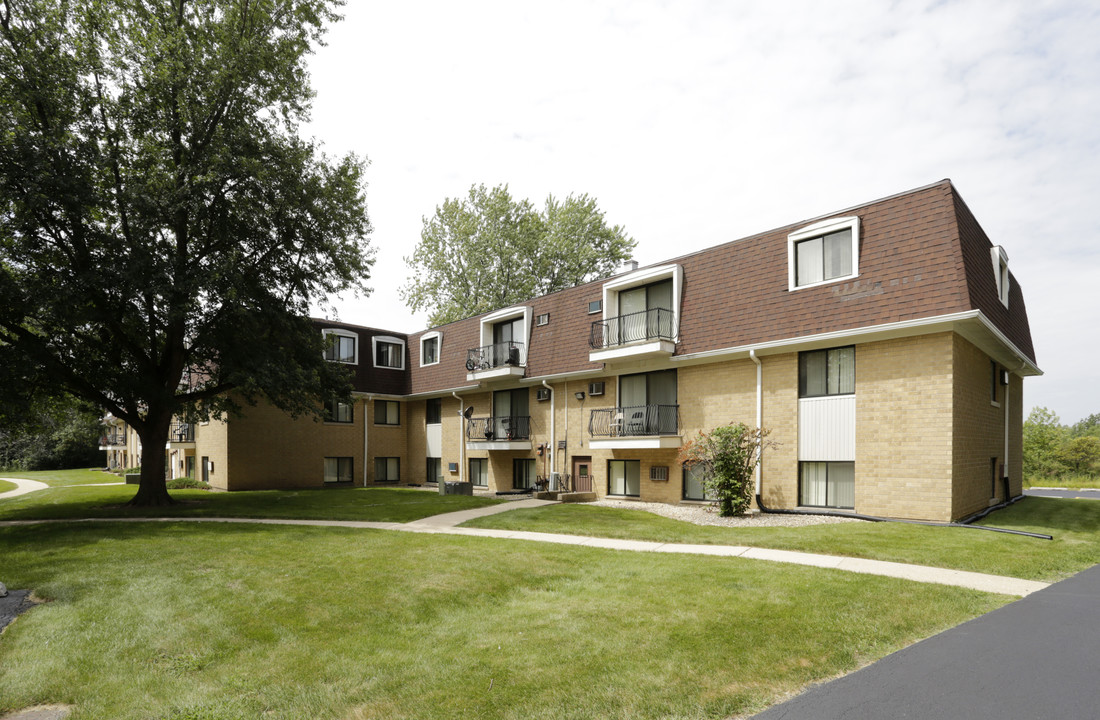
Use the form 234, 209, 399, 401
679, 422, 772, 516
166, 477, 211, 490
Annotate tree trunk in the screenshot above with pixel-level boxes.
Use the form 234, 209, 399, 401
126, 411, 176, 506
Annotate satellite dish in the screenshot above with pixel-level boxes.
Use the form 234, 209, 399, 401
463, 406, 474, 419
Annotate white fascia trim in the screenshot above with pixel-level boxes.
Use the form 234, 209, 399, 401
974, 311, 1041, 376
517, 368, 607, 384
396, 384, 480, 400
673, 310, 982, 363
787, 215, 860, 292
321, 328, 359, 365
601, 263, 683, 341
371, 335, 406, 371
419, 331, 442, 367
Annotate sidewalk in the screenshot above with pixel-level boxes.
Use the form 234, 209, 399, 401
2, 500, 1046, 597
0, 478, 48, 500
751, 562, 1100, 719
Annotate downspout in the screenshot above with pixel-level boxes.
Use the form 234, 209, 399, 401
749, 349, 763, 499
1004, 358, 1027, 501
542, 380, 555, 481
363, 395, 372, 486
452, 392, 465, 484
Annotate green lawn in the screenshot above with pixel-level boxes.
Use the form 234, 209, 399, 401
0, 476, 501, 524
0, 467, 124, 487
0, 478, 17, 493
462, 498, 1100, 583
0, 521, 1007, 720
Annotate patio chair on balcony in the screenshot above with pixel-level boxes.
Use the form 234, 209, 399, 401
610, 412, 624, 437
626, 410, 645, 436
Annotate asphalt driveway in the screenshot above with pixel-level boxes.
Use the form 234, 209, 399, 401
751, 563, 1100, 719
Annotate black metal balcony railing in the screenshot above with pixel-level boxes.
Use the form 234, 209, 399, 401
588, 404, 680, 438
466, 341, 525, 372
99, 432, 125, 446
589, 308, 674, 350
170, 422, 195, 443
466, 415, 531, 442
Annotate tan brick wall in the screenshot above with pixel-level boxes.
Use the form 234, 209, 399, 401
222, 399, 364, 490
194, 417, 229, 490
760, 353, 799, 509
951, 335, 1023, 519
855, 333, 955, 521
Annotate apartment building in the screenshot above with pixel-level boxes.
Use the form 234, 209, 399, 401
142, 180, 1038, 522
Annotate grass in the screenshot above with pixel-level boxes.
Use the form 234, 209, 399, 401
462, 497, 1100, 583
0, 469, 502, 523
1026, 474, 1100, 490
0, 521, 1008, 720
0, 478, 17, 493
0, 467, 125, 487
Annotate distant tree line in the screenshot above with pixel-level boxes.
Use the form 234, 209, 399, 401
1023, 408, 1100, 482
0, 399, 103, 471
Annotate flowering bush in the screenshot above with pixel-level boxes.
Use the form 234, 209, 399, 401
678, 422, 772, 517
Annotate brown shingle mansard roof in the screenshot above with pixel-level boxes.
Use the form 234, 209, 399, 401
326, 179, 1037, 396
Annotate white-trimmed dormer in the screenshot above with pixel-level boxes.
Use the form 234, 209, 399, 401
589, 264, 683, 363
372, 335, 406, 370
322, 328, 358, 365
466, 306, 531, 381
991, 246, 1010, 308
420, 331, 442, 367
787, 216, 860, 292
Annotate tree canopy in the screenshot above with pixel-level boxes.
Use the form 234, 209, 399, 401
0, 0, 372, 503
401, 183, 636, 326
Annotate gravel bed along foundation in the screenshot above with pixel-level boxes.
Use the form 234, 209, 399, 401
589, 498, 862, 528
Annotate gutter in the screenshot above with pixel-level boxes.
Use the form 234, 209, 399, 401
749, 348, 762, 497
542, 380, 555, 481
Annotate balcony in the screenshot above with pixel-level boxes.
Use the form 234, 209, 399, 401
465, 341, 526, 381
98, 432, 126, 450
465, 415, 532, 450
167, 422, 195, 447
588, 404, 681, 449
589, 308, 676, 363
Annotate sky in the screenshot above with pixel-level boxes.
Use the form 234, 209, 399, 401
303, 0, 1100, 425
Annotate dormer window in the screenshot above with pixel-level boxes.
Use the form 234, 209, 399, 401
372, 336, 406, 370
991, 246, 1010, 308
420, 332, 441, 367
589, 264, 682, 361
788, 216, 860, 291
322, 329, 357, 364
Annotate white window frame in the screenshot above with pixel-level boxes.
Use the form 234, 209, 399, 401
321, 328, 358, 365
991, 246, 1010, 308
600, 264, 683, 342
420, 331, 442, 367
479, 306, 532, 364
372, 335, 406, 370
787, 216, 860, 291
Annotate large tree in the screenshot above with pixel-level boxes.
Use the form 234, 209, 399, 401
401, 183, 636, 326
0, 0, 373, 504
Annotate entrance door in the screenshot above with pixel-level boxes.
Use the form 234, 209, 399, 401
572, 456, 592, 493
201, 456, 210, 484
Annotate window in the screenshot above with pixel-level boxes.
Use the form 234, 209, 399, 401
323, 398, 353, 424
469, 458, 488, 487
799, 346, 855, 397
324, 457, 353, 484
536, 313, 549, 326
991, 246, 1010, 308
426, 398, 442, 425
374, 400, 400, 425
374, 457, 400, 482
322, 330, 357, 364
420, 332, 441, 367
426, 457, 442, 484
615, 279, 673, 344
608, 459, 640, 496
373, 336, 405, 369
787, 216, 859, 290
513, 458, 535, 490
492, 388, 530, 439
618, 369, 678, 435
588, 300, 602, 314
682, 463, 715, 501
800, 461, 854, 508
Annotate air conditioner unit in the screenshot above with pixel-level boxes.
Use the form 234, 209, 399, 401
549, 471, 562, 490
588, 381, 605, 396
536, 387, 551, 402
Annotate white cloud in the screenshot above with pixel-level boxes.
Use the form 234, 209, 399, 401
304, 0, 1100, 423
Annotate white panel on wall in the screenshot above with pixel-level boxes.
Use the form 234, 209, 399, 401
426, 424, 443, 457
798, 395, 856, 461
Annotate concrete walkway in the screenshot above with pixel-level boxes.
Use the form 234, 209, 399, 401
0, 478, 48, 500
1026, 487, 1100, 500
0, 499, 1048, 597
751, 563, 1100, 719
